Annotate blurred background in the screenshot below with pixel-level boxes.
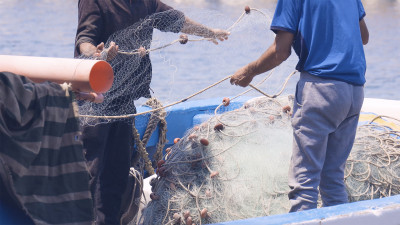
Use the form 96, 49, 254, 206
0, 0, 399, 105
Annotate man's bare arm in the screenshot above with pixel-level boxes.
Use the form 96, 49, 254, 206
230, 31, 294, 87
79, 42, 98, 57
360, 19, 369, 45
79, 42, 119, 61
181, 17, 230, 44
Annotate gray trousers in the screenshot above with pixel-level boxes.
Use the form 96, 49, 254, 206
289, 72, 364, 212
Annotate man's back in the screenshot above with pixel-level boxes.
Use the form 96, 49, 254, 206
271, 0, 366, 85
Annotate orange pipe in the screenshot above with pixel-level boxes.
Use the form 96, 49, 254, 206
0, 55, 114, 93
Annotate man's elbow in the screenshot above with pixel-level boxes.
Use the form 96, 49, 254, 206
276, 49, 291, 63
360, 19, 369, 45
362, 34, 369, 45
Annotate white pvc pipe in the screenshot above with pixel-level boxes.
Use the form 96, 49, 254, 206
0, 55, 114, 93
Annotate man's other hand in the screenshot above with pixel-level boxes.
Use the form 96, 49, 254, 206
230, 65, 254, 87
74, 92, 104, 103
209, 29, 230, 45
93, 41, 119, 61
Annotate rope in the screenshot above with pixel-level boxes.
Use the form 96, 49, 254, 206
118, 7, 267, 56
80, 69, 298, 119
132, 123, 154, 175
78, 8, 296, 119
80, 75, 232, 119
154, 115, 167, 164
132, 98, 168, 175
249, 70, 297, 98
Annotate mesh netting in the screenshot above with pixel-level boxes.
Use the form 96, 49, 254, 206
77, 9, 186, 126
73, 6, 400, 224
139, 97, 400, 224
345, 120, 400, 202
140, 96, 294, 224
76, 7, 297, 127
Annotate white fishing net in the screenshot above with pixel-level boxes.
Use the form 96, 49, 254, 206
77, 9, 186, 126
140, 96, 294, 224
138, 98, 400, 224
73, 5, 400, 225
345, 119, 400, 202
75, 7, 296, 127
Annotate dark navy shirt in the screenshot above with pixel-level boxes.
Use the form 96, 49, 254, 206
75, 0, 180, 56
74, 0, 185, 115
271, 0, 367, 85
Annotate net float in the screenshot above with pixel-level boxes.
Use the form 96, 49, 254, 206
214, 123, 224, 132
157, 159, 165, 168
245, 6, 251, 14
174, 138, 181, 144
150, 193, 160, 200
179, 34, 189, 44
183, 210, 190, 219
282, 105, 291, 113
222, 97, 230, 106
200, 208, 208, 218
186, 216, 192, 225
173, 213, 180, 221
158, 167, 167, 177
200, 138, 209, 146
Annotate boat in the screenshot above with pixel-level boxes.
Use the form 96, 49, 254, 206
135, 97, 400, 225
1, 97, 399, 224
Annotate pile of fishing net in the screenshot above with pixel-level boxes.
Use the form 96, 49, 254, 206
140, 96, 294, 224
345, 118, 400, 202
138, 96, 400, 225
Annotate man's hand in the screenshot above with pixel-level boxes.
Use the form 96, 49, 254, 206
181, 17, 230, 45
209, 29, 230, 45
230, 65, 254, 87
93, 41, 119, 61
74, 92, 104, 103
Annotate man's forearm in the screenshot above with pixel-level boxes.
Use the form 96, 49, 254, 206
181, 17, 214, 38
79, 42, 98, 57
247, 43, 286, 77
247, 36, 292, 78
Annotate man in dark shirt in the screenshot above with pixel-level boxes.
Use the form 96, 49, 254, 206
74, 1, 229, 224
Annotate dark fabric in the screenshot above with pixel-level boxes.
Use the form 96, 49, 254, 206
74, 1, 185, 223
82, 120, 134, 225
75, 0, 185, 114
75, 0, 178, 57
0, 72, 93, 225
120, 168, 143, 225
0, 160, 34, 224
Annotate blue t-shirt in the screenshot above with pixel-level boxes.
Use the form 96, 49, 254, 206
271, 0, 366, 85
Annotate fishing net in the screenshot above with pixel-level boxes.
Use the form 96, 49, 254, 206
72, 5, 400, 225
345, 117, 400, 202
77, 9, 186, 126
76, 7, 297, 127
139, 96, 294, 224
138, 102, 400, 224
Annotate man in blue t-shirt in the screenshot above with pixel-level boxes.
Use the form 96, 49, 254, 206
231, 0, 369, 212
